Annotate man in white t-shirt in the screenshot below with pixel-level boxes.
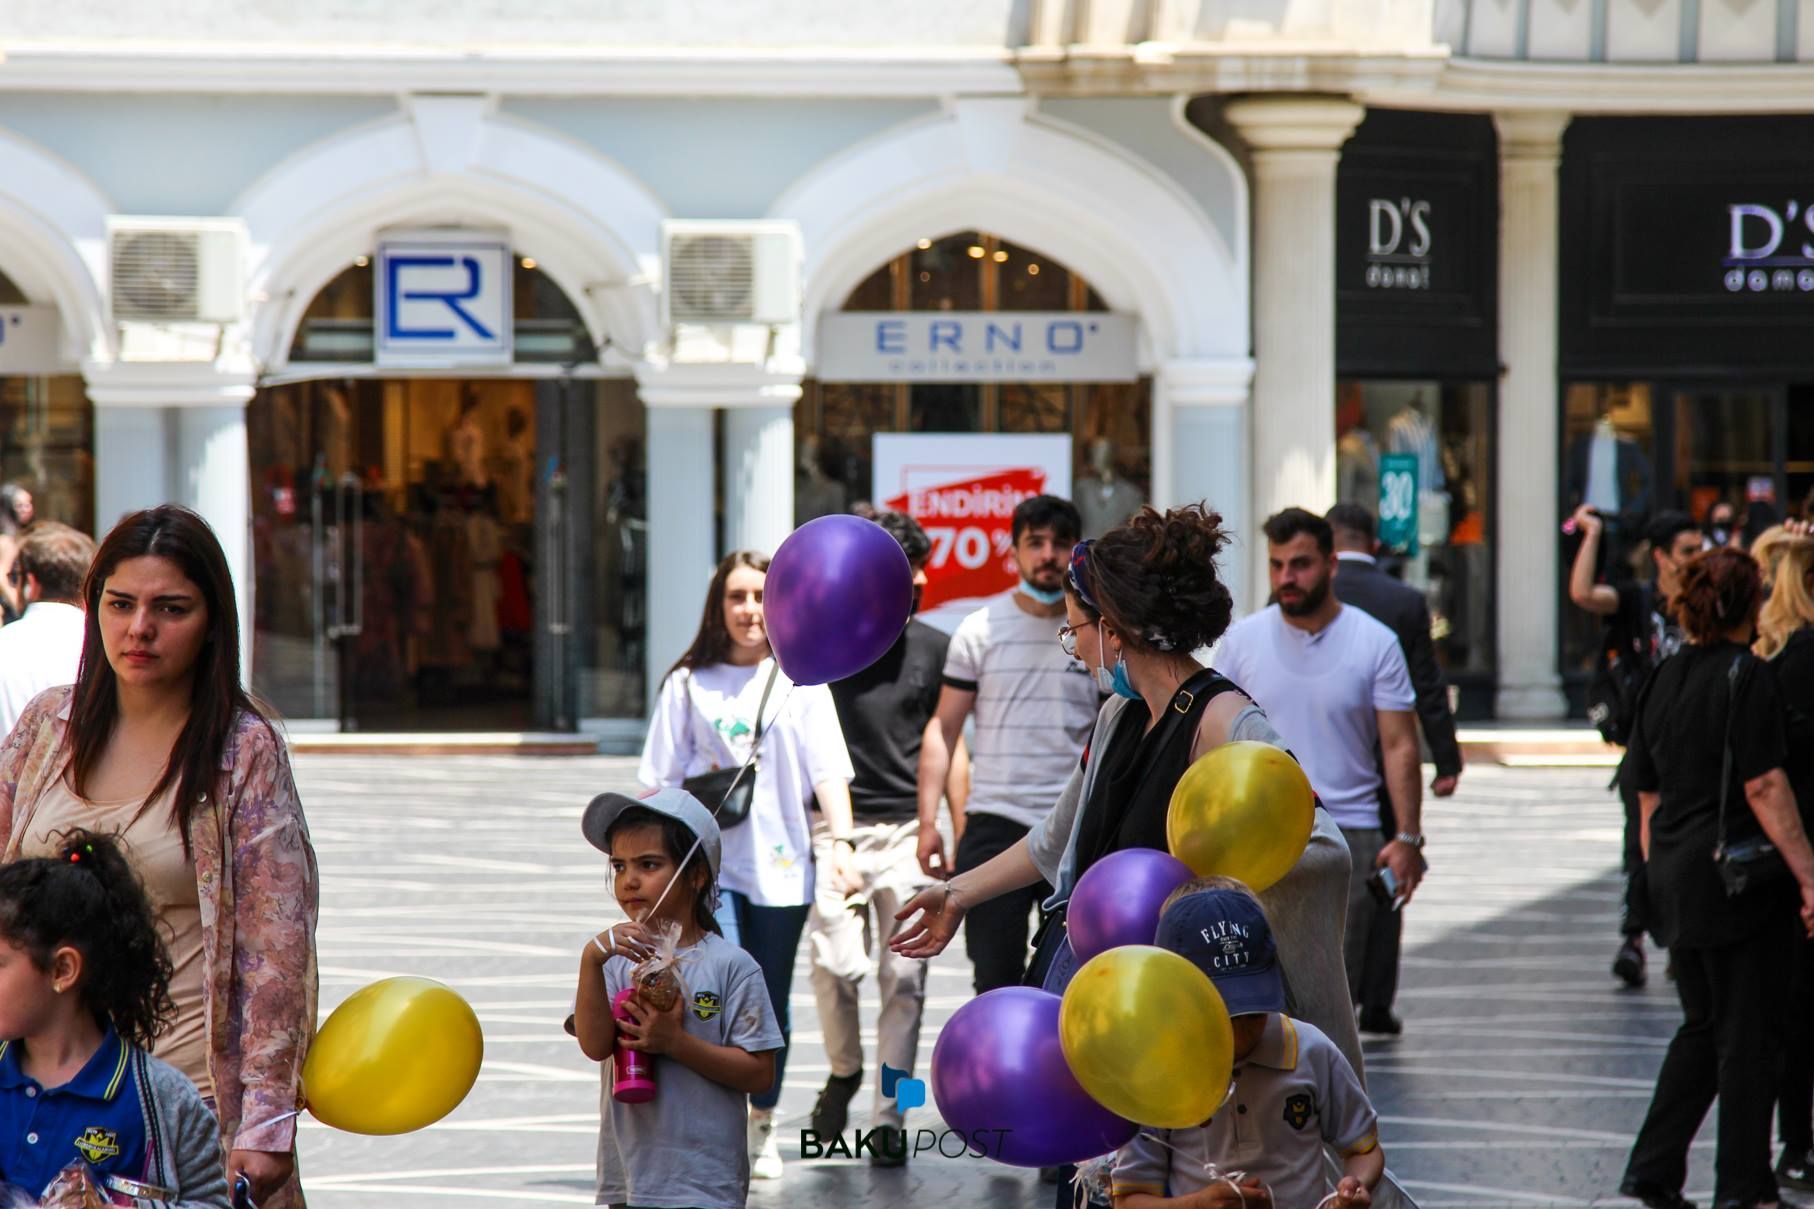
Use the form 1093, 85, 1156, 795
0, 523, 94, 736
1214, 508, 1425, 1037
916, 495, 1098, 994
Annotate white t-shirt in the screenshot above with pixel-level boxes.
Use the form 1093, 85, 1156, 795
943, 592, 1099, 830
1213, 604, 1415, 830
0, 603, 85, 738
639, 658, 853, 907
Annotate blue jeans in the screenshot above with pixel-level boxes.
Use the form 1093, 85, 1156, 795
715, 888, 810, 1111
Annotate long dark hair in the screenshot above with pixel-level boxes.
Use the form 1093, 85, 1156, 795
64, 505, 271, 852
664, 550, 770, 683
0, 830, 175, 1047
603, 806, 722, 939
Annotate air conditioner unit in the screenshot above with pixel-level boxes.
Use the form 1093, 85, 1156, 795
107, 217, 247, 324
662, 221, 800, 326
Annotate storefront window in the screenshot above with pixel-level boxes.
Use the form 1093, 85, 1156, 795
1559, 380, 1802, 681
1335, 379, 1493, 677
0, 376, 94, 537
803, 230, 1151, 519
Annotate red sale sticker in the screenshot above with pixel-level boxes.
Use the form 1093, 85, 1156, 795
885, 468, 1047, 610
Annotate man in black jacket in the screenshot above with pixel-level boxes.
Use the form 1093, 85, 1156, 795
1327, 503, 1463, 1035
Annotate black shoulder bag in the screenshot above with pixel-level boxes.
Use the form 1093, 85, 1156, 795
681, 663, 779, 830
1714, 653, 1790, 897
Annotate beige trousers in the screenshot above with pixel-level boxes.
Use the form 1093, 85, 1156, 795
807, 817, 931, 1128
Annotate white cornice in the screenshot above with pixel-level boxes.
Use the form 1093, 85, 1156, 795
1363, 57, 1814, 114
9, 37, 1814, 113
0, 43, 1023, 97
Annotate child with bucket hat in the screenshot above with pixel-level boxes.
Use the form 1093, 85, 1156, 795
1111, 878, 1383, 1209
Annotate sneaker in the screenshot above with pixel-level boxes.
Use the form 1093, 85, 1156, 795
810, 1069, 863, 1139
748, 1109, 783, 1180
1613, 936, 1648, 988
1357, 1007, 1403, 1036
1778, 1146, 1814, 1192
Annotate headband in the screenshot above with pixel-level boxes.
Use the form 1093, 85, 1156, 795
1066, 540, 1100, 612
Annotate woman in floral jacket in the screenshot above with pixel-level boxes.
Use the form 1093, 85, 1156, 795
0, 505, 318, 1208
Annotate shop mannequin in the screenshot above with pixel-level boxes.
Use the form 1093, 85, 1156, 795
1076, 437, 1145, 538
1565, 402, 1652, 523
1336, 384, 1379, 510
444, 387, 489, 487
795, 433, 848, 524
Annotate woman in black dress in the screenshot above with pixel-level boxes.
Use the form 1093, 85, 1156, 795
1755, 526, 1814, 1193
1620, 547, 1814, 1209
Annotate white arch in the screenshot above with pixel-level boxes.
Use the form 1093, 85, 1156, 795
772, 96, 1248, 369
235, 96, 668, 369
0, 129, 114, 363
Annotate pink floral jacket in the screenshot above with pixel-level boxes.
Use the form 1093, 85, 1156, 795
0, 686, 319, 1208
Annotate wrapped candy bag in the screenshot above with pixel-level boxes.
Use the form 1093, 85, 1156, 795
631, 919, 687, 1013
37, 1162, 107, 1209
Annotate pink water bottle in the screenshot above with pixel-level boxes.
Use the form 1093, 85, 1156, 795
612, 987, 657, 1103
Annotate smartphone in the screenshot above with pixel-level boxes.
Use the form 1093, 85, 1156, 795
1365, 866, 1404, 911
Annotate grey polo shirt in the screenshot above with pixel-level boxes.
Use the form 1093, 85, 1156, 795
1111, 1014, 1378, 1207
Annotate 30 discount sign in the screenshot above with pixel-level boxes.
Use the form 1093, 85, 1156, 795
873, 434, 1073, 630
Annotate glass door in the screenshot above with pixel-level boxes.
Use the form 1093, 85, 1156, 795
250, 378, 546, 731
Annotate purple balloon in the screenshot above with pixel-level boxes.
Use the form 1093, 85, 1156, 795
764, 515, 913, 685
1067, 849, 1194, 963
931, 987, 1137, 1168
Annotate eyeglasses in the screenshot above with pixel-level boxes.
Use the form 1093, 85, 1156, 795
1057, 620, 1096, 658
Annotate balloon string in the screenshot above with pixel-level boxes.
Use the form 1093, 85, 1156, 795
642, 683, 795, 927
1070, 1130, 1276, 1209
238, 1108, 304, 1133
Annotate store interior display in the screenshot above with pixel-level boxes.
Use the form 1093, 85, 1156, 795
1335, 379, 1493, 678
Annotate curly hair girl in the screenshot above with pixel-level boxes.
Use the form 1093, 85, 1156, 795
0, 829, 174, 1047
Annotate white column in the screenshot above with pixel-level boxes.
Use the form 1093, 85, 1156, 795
1223, 97, 1364, 600
1155, 357, 1256, 611
641, 404, 716, 699
176, 405, 253, 676
93, 406, 174, 531
722, 405, 795, 555
85, 363, 258, 680
1494, 111, 1570, 720
636, 362, 802, 706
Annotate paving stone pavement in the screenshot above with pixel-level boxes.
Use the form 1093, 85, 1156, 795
288, 757, 1780, 1209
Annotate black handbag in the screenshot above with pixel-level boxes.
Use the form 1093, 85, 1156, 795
681, 664, 779, 830
1714, 653, 1790, 897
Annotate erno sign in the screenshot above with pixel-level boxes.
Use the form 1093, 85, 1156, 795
818, 312, 1137, 383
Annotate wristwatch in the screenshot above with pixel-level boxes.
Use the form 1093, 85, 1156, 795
1393, 831, 1425, 850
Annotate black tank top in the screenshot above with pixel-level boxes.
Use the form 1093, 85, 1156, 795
1070, 666, 1245, 880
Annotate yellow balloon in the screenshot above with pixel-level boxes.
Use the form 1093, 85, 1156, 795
1166, 740, 1315, 893
1059, 946, 1233, 1129
303, 977, 483, 1135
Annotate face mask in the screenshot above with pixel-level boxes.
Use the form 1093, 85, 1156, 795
1020, 580, 1065, 606
1095, 626, 1141, 700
